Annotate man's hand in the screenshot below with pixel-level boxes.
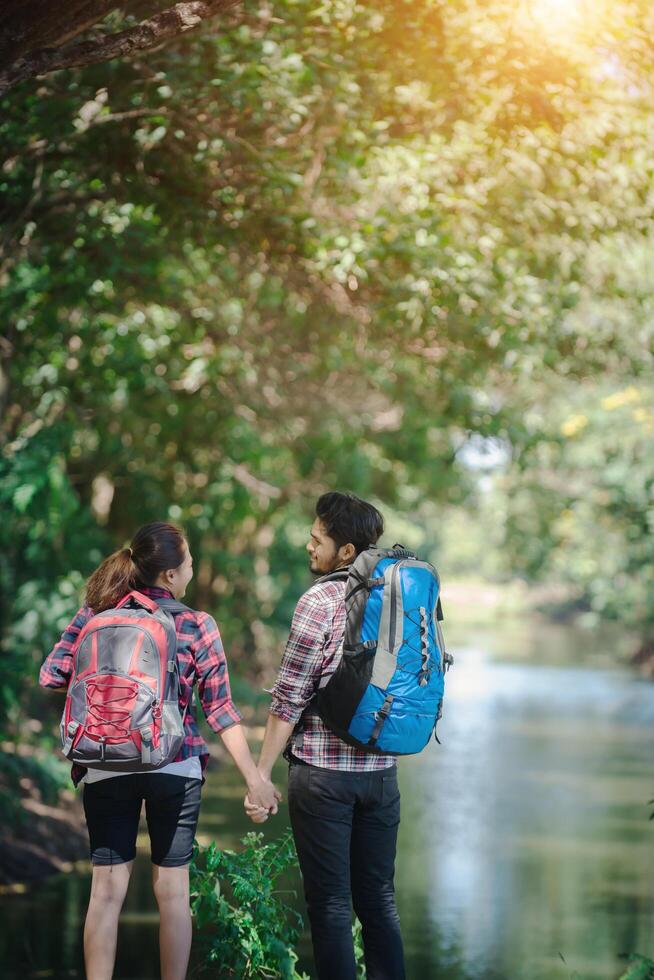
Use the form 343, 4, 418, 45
244, 793, 271, 823
245, 771, 282, 815
242, 713, 294, 823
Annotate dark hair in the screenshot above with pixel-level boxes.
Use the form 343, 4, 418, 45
315, 492, 384, 556
85, 522, 186, 612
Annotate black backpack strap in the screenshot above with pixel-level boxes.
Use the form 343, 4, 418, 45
154, 597, 193, 616
391, 542, 417, 559
287, 573, 349, 756
315, 569, 350, 585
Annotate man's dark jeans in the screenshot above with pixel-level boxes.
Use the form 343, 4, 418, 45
288, 760, 405, 980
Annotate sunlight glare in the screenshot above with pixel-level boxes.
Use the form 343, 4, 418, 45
519, 0, 608, 48
526, 0, 584, 35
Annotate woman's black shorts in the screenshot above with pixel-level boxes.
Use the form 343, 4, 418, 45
82, 774, 202, 867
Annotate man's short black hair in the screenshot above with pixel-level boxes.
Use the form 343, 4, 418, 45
315, 491, 384, 555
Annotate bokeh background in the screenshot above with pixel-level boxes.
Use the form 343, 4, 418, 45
1, 2, 654, 978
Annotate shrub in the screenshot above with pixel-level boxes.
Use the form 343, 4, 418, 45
190, 831, 308, 980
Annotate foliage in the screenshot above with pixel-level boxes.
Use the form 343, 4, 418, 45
499, 383, 654, 641
618, 955, 654, 980
0, 748, 70, 823
190, 831, 366, 979
190, 831, 308, 979
2, 0, 654, 758
352, 917, 365, 980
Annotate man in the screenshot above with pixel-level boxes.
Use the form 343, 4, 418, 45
245, 491, 405, 980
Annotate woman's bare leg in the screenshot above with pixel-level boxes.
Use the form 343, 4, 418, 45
152, 864, 192, 980
84, 861, 133, 980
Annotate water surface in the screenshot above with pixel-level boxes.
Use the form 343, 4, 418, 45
3, 621, 653, 979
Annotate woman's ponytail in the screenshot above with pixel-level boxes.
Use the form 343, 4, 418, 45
85, 523, 186, 613
85, 547, 137, 613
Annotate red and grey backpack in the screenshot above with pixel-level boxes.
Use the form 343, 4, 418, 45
61, 590, 189, 771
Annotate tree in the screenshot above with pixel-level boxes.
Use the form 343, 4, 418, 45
3, 0, 654, 742
0, 0, 241, 96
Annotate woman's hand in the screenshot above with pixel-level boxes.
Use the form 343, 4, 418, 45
244, 794, 271, 823
245, 772, 282, 815
219, 724, 282, 819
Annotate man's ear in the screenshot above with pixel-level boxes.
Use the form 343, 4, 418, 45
339, 542, 356, 564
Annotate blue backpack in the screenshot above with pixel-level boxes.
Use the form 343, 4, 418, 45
308, 545, 453, 755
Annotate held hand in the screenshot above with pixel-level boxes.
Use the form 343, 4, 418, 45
246, 772, 282, 815
244, 793, 270, 823
260, 768, 283, 805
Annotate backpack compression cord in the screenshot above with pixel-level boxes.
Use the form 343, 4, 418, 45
61, 591, 189, 771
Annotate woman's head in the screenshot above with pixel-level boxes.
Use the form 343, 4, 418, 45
85, 522, 193, 612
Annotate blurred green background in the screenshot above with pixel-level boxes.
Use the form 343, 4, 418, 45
1, 1, 654, 976
3, 0, 654, 752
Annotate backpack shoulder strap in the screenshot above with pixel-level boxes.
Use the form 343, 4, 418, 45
314, 569, 349, 585
154, 597, 194, 616
287, 573, 349, 756
151, 597, 196, 722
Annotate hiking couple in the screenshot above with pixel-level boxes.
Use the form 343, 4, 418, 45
41, 491, 447, 980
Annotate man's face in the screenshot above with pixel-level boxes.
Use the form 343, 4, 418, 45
306, 518, 341, 576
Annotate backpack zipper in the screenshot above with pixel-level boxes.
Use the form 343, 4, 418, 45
387, 559, 406, 652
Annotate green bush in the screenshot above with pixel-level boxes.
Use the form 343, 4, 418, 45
0, 749, 70, 823
190, 831, 366, 979
618, 955, 654, 980
190, 831, 308, 980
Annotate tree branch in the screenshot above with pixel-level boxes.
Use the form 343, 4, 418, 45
0, 0, 242, 98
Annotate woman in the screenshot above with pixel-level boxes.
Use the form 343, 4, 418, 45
40, 521, 280, 980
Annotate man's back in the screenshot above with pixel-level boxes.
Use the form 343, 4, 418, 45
270, 577, 396, 771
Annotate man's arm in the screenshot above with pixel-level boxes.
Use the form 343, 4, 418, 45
257, 714, 295, 780
221, 723, 281, 812
244, 715, 293, 821
244, 587, 333, 820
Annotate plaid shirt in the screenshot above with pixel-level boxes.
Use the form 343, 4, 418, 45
269, 578, 395, 771
39, 586, 242, 786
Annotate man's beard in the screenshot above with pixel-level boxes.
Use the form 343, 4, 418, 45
309, 557, 335, 577
309, 557, 349, 577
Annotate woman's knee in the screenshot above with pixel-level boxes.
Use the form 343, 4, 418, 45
89, 863, 133, 907
152, 864, 190, 906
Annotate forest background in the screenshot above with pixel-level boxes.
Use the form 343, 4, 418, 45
1, 0, 653, 862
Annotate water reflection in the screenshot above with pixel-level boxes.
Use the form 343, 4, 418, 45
2, 628, 654, 980
397, 644, 654, 980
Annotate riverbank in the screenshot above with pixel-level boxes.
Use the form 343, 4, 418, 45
3, 583, 650, 890
0, 709, 265, 888
444, 577, 650, 671
0, 751, 86, 888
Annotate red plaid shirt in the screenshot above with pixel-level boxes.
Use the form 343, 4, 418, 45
39, 586, 242, 786
269, 578, 395, 771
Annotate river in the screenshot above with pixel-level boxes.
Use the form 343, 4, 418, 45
2, 617, 654, 979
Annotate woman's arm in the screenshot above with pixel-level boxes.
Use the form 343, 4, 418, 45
220, 724, 281, 813
39, 606, 91, 689
193, 611, 281, 811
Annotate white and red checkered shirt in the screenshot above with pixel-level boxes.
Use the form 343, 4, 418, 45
269, 577, 395, 772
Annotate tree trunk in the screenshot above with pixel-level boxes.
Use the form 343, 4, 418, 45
0, 0, 241, 97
